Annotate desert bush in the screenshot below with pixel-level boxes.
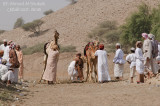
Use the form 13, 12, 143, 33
13, 17, 24, 29
22, 43, 44, 55
44, 9, 54, 15
104, 30, 121, 44
22, 19, 44, 35
60, 45, 77, 53
87, 20, 120, 53
23, 43, 76, 55
88, 20, 118, 40
120, 3, 151, 47
0, 30, 5, 35
68, 0, 77, 5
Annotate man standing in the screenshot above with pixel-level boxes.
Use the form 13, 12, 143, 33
126, 47, 136, 83
42, 45, 59, 84
9, 43, 20, 83
113, 43, 125, 80
135, 41, 145, 83
95, 44, 111, 83
16, 45, 24, 81
75, 53, 84, 81
148, 34, 159, 75
142, 33, 153, 79
0, 39, 10, 62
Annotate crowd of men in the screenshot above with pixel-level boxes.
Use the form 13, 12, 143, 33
68, 33, 160, 84
1, 33, 159, 85
0, 40, 23, 86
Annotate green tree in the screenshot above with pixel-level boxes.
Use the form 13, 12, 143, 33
22, 19, 44, 35
13, 17, 24, 29
120, 3, 152, 47
44, 9, 54, 15
151, 6, 160, 41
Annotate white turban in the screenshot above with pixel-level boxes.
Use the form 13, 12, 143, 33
3, 39, 7, 42
156, 56, 160, 61
148, 34, 154, 39
116, 43, 121, 46
130, 47, 135, 51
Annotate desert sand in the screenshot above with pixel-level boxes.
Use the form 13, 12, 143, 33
9, 52, 160, 106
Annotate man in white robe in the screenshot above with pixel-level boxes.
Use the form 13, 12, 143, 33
135, 41, 145, 83
0, 39, 10, 62
113, 43, 125, 80
68, 60, 78, 81
95, 44, 111, 83
126, 47, 136, 83
142, 33, 153, 78
0, 59, 15, 85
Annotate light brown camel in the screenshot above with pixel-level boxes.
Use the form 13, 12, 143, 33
39, 30, 60, 83
85, 41, 99, 82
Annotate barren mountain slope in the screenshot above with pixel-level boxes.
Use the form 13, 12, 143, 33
1, 0, 160, 51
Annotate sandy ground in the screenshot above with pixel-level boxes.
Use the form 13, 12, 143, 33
21, 81, 160, 106
8, 52, 160, 106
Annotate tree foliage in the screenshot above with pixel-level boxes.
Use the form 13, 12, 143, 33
88, 20, 120, 43
22, 19, 44, 35
13, 17, 24, 29
0, 30, 5, 35
150, 5, 160, 41
120, 3, 152, 47
44, 9, 54, 15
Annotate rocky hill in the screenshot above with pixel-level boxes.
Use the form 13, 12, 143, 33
1, 0, 160, 52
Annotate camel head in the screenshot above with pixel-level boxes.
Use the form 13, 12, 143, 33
54, 30, 59, 40
93, 40, 100, 50
88, 42, 97, 59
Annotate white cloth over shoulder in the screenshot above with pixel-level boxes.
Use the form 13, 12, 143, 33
135, 48, 144, 74
95, 50, 111, 82
113, 49, 125, 64
126, 53, 136, 68
68, 61, 78, 81
0, 44, 10, 61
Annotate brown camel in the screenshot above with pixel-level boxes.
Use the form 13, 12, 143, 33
39, 30, 60, 83
85, 41, 99, 82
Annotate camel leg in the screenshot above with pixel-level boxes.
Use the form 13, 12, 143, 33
89, 62, 93, 82
85, 62, 89, 82
94, 63, 98, 82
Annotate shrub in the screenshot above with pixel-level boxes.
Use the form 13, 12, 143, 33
22, 43, 44, 55
104, 30, 121, 44
44, 9, 54, 15
60, 45, 77, 53
22, 19, 44, 35
88, 20, 118, 40
13, 17, 24, 29
120, 3, 151, 47
0, 30, 5, 35
23, 43, 77, 55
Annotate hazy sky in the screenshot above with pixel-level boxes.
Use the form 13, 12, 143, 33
0, 0, 70, 30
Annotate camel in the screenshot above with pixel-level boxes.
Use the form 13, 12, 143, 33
39, 30, 60, 83
85, 41, 99, 82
